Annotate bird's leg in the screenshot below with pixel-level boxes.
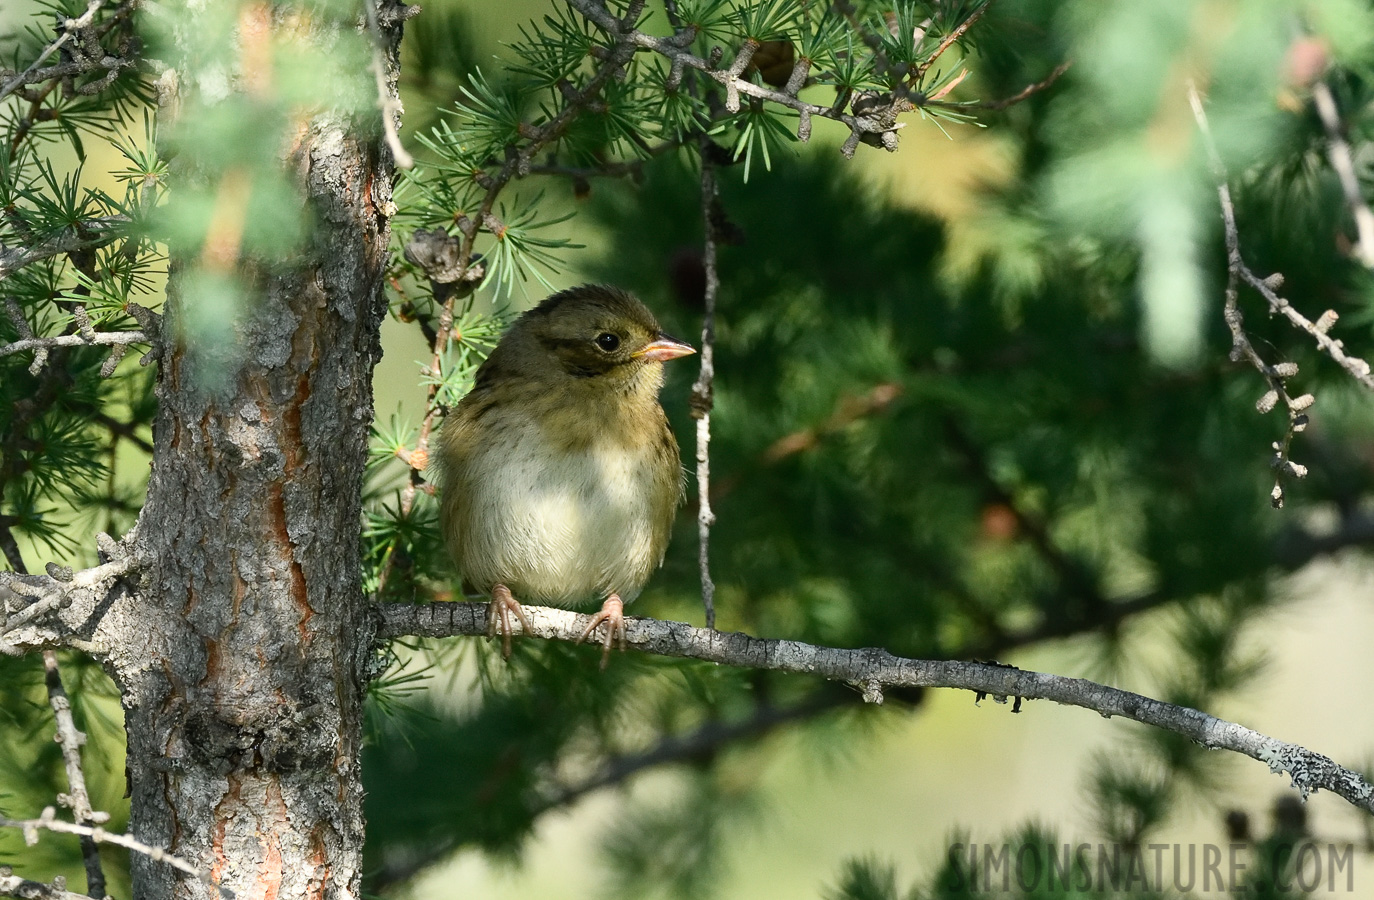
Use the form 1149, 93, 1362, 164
576, 594, 626, 669
487, 583, 532, 659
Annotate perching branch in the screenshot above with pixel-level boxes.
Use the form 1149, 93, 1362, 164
0, 809, 230, 900
378, 601, 1374, 817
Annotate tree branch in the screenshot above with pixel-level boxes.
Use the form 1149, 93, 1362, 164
0, 0, 105, 103
1189, 82, 1374, 392
690, 143, 720, 629
378, 601, 1374, 816
564, 0, 909, 157
0, 329, 149, 360
0, 871, 93, 900
41, 652, 107, 898
363, 0, 413, 170
1189, 80, 1374, 506
0, 216, 130, 281
0, 534, 137, 656
0, 809, 229, 900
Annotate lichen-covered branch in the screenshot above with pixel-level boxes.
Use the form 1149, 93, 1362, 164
0, 871, 93, 900
0, 533, 137, 656
378, 601, 1374, 816
41, 651, 107, 897
0, 809, 228, 900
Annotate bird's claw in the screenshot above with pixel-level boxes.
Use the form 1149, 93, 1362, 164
577, 595, 626, 670
487, 584, 531, 659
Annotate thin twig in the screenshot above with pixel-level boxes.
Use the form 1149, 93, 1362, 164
379, 601, 1374, 816
1189, 80, 1374, 505
0, 330, 149, 359
564, 0, 908, 156
0, 0, 105, 104
41, 652, 107, 898
912, 0, 993, 82
690, 145, 719, 629
362, 0, 412, 169
925, 60, 1071, 111
1189, 82, 1374, 390
0, 216, 130, 281
0, 810, 230, 900
1311, 80, 1374, 268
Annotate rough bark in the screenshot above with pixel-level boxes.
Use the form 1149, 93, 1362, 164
88, 12, 399, 900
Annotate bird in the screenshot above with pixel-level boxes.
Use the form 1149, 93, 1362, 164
436, 284, 696, 664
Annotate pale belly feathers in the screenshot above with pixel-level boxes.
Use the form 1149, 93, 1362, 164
450, 411, 667, 607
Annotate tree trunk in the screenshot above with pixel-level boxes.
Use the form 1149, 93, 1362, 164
101, 24, 398, 900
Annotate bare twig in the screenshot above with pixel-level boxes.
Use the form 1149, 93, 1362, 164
1189, 81, 1374, 505
926, 60, 1071, 111
379, 601, 1374, 816
0, 809, 230, 900
362, 0, 412, 170
912, 0, 993, 82
0, 330, 149, 360
1189, 83, 1374, 390
690, 147, 719, 629
1311, 80, 1374, 268
41, 652, 107, 897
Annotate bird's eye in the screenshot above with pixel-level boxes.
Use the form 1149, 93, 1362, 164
595, 332, 621, 352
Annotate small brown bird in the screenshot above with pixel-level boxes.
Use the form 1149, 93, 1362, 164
437, 284, 695, 661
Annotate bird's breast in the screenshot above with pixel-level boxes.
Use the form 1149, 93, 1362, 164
446, 406, 675, 607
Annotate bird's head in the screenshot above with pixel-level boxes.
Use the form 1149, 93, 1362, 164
488, 285, 695, 393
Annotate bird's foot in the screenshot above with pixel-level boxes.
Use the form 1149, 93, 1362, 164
577, 594, 626, 670
487, 583, 532, 659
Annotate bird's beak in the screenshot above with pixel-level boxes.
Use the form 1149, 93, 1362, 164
634, 333, 696, 362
